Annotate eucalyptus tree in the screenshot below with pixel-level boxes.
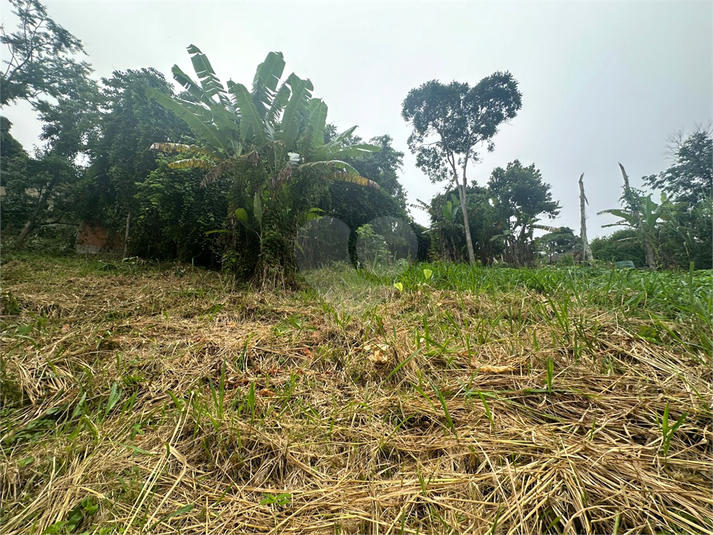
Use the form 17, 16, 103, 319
149, 46, 379, 285
402, 74, 522, 265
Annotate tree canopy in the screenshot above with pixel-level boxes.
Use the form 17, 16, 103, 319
644, 127, 712, 206
487, 160, 560, 266
81, 68, 192, 227
1, 0, 709, 273
0, 0, 91, 106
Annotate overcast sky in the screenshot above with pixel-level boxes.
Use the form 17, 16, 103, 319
2, 0, 711, 236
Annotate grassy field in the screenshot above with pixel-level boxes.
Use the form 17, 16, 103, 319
1, 254, 711, 534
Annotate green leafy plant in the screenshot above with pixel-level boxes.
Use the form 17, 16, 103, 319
260, 493, 292, 506
598, 164, 676, 269
102, 382, 122, 420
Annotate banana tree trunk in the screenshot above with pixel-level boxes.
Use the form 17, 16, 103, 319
642, 233, 657, 269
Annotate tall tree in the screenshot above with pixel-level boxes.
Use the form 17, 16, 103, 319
82, 68, 191, 229
488, 160, 560, 266
644, 127, 712, 206
402, 74, 522, 264
4, 76, 99, 248
1, 0, 91, 106
33, 76, 102, 159
1, 0, 95, 248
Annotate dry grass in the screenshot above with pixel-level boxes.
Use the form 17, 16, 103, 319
1, 255, 711, 534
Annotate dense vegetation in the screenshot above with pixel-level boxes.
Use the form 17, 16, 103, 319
2, 0, 710, 274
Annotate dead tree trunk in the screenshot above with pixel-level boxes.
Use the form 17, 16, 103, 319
578, 174, 594, 262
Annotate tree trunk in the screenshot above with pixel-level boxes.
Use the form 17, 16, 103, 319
517, 226, 531, 267
642, 233, 657, 269
14, 219, 36, 249
14, 188, 50, 249
578, 174, 594, 262
123, 212, 131, 258
458, 180, 476, 266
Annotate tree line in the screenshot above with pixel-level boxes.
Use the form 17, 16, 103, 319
2, 0, 711, 284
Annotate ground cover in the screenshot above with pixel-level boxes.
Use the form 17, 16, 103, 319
1, 255, 711, 534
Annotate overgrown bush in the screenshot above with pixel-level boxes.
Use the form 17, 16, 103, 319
591, 229, 646, 267
131, 160, 230, 266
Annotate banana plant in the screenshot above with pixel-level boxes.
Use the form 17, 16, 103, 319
412, 194, 464, 261
598, 164, 675, 269
148, 46, 379, 191
489, 217, 561, 266
442, 194, 461, 226
147, 45, 381, 283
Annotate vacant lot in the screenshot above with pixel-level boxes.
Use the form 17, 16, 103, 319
1, 256, 711, 534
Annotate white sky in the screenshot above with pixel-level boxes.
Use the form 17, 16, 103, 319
2, 0, 711, 236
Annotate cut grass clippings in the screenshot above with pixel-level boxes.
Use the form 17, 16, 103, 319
1, 255, 711, 534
